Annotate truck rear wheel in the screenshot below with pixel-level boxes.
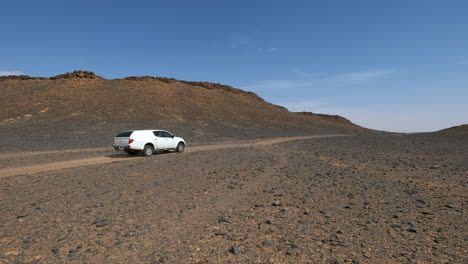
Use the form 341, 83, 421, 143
143, 144, 154, 156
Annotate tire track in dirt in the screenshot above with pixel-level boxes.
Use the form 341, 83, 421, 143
0, 147, 111, 159
0, 134, 350, 178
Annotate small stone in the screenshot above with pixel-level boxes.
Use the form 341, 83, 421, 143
364, 252, 372, 258
23, 237, 33, 244
289, 243, 299, 249
68, 248, 79, 256
286, 248, 295, 255
92, 218, 111, 227
124, 232, 145, 237
231, 245, 240, 255
273, 200, 281, 206
416, 199, 426, 204
215, 231, 227, 236
407, 227, 418, 233
262, 240, 272, 246
430, 165, 440, 169
218, 217, 231, 224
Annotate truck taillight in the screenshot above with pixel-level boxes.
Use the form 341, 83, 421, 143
129, 139, 134, 144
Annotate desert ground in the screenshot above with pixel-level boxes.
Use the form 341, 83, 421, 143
1, 130, 466, 264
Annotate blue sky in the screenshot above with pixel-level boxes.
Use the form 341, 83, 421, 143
1, 0, 467, 132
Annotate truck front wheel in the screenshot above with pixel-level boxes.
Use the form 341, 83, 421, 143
176, 142, 185, 153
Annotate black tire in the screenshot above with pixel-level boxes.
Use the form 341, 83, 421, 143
176, 142, 185, 153
127, 150, 138, 156
143, 144, 154, 156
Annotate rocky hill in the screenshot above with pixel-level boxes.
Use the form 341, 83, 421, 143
440, 124, 468, 133
0, 71, 364, 150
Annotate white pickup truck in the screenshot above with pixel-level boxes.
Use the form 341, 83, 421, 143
113, 130, 186, 156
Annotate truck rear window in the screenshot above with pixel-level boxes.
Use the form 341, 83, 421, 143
116, 131, 133, 137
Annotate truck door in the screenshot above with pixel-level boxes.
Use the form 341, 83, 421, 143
153, 131, 166, 150
162, 131, 176, 149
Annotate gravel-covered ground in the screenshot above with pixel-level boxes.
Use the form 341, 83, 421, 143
0, 132, 466, 263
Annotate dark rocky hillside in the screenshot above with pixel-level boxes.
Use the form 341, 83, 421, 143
0, 71, 364, 150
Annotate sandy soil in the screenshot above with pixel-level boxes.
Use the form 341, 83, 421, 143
0, 132, 466, 264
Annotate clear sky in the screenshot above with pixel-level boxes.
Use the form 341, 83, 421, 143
1, 0, 467, 132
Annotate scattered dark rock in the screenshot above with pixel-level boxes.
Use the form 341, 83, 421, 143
123, 232, 145, 237
289, 243, 299, 249
230, 245, 240, 255
51, 70, 102, 80
17, 213, 29, 219
92, 219, 111, 227
262, 240, 272, 246
215, 231, 227, 236
23, 237, 33, 244
416, 199, 426, 205
218, 217, 231, 224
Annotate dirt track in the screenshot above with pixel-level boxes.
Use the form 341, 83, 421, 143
0, 134, 349, 178
0, 133, 467, 264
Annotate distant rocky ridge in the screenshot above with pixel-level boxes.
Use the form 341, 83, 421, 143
0, 70, 101, 80
0, 70, 364, 133
440, 124, 468, 132
297, 112, 355, 125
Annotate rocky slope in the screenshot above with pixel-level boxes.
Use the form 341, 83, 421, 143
440, 124, 468, 133
0, 71, 365, 151
0, 71, 360, 129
